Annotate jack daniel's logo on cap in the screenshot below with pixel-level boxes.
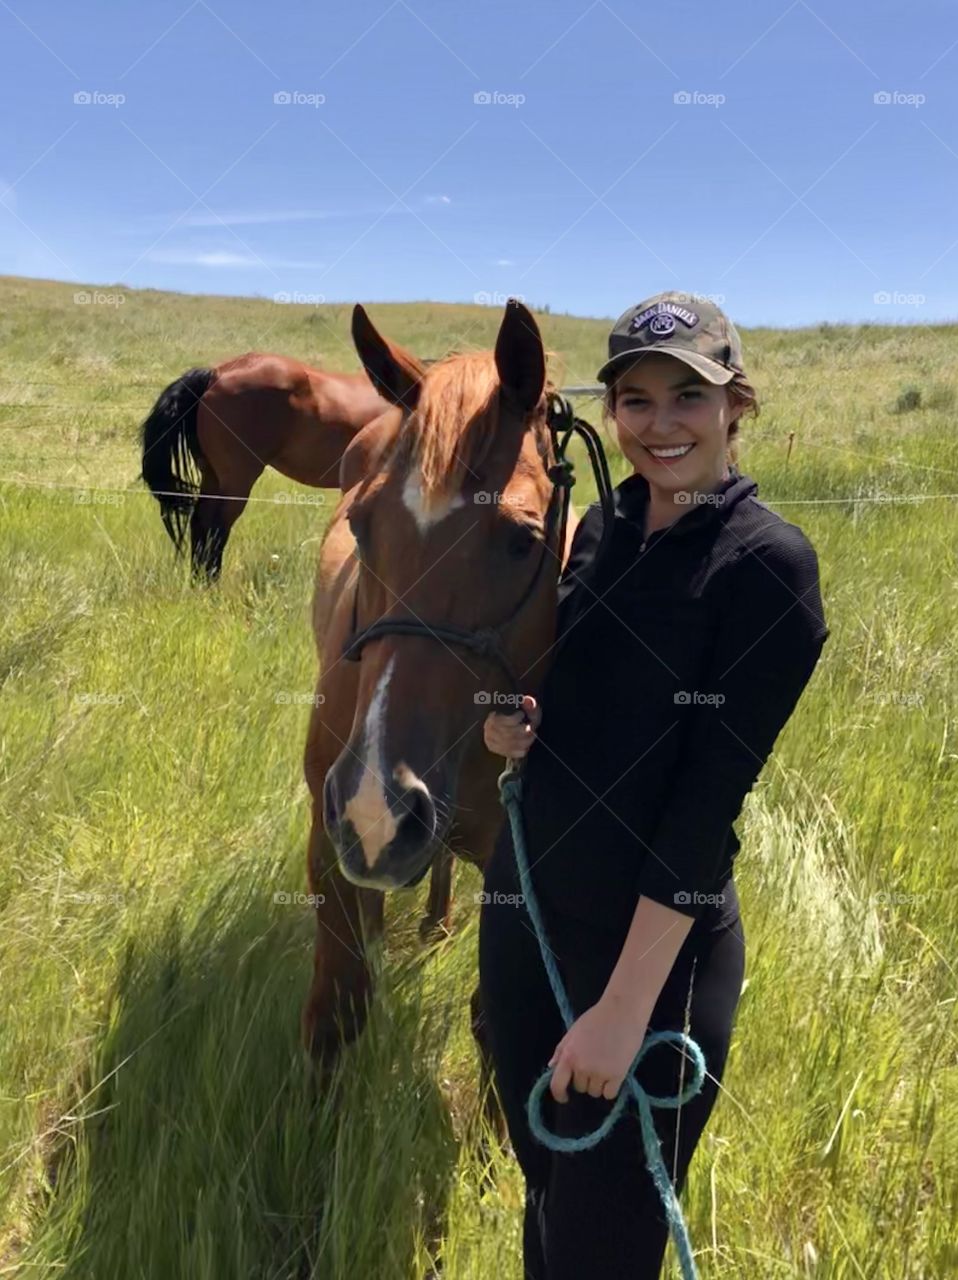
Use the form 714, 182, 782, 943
597, 290, 744, 386
628, 301, 700, 337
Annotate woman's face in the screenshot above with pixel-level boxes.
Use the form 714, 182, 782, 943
610, 353, 742, 493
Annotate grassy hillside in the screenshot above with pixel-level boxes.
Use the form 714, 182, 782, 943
1, 274, 956, 1277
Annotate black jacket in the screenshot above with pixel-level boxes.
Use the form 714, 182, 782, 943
518, 466, 829, 934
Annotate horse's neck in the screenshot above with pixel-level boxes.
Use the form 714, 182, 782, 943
341, 372, 392, 427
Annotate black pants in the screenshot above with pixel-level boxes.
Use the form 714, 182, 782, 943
478, 828, 746, 1280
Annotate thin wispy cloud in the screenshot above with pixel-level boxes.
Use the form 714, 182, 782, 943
147, 249, 326, 269
143, 196, 455, 231
180, 209, 356, 227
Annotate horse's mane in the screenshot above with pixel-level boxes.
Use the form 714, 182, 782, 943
400, 349, 557, 508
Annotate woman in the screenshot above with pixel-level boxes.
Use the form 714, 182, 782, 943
478, 291, 829, 1279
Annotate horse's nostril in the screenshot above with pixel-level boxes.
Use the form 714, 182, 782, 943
398, 786, 434, 834
323, 775, 339, 828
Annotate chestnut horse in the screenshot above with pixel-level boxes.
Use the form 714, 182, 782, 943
139, 353, 389, 579
301, 299, 581, 1135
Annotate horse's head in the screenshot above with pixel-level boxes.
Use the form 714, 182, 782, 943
324, 300, 564, 891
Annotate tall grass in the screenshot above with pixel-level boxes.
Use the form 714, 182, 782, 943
1, 275, 956, 1277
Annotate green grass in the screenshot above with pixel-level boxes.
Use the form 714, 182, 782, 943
1, 274, 956, 1278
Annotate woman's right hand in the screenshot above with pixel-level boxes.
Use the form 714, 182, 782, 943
483, 694, 542, 760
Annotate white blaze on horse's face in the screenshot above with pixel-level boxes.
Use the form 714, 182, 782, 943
341, 652, 430, 876
344, 654, 398, 870
401, 470, 465, 532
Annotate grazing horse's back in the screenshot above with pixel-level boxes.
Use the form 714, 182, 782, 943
140, 352, 389, 578
196, 353, 389, 490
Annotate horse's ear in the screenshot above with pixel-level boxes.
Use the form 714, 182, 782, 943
495, 298, 545, 413
351, 304, 424, 411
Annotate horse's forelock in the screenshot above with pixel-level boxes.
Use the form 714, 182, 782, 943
404, 351, 553, 506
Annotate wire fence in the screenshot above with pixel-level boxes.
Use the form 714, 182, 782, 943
2, 377, 957, 508
3, 473, 957, 510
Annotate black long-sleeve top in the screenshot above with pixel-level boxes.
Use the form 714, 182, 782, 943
517, 466, 829, 933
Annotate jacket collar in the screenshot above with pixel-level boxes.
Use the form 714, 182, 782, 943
613, 465, 758, 538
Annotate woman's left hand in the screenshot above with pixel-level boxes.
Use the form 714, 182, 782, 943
548, 995, 652, 1103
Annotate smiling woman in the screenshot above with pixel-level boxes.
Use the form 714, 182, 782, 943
600, 311, 760, 479
595, 299, 761, 543
479, 290, 828, 1280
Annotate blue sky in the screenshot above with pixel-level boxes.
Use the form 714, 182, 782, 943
2, 0, 957, 326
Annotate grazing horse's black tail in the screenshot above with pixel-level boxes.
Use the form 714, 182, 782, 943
139, 367, 214, 554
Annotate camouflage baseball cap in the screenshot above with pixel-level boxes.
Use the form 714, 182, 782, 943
596, 291, 745, 386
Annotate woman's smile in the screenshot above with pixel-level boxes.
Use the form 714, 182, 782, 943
642, 442, 696, 462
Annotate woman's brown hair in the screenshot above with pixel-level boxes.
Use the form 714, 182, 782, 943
600, 366, 761, 468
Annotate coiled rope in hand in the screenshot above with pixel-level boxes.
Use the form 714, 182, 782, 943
497, 763, 706, 1280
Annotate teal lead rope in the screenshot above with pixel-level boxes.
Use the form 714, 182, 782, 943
497, 764, 706, 1280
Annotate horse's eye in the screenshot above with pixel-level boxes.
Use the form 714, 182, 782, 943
507, 526, 540, 560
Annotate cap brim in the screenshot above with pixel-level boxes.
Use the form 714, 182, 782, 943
596, 346, 736, 386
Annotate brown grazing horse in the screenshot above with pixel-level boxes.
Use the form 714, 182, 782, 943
139, 353, 389, 578
301, 299, 580, 1134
